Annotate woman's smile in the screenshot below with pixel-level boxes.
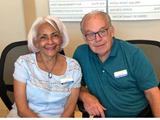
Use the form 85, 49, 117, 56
45, 45, 57, 51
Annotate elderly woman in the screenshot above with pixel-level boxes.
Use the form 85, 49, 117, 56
7, 15, 82, 118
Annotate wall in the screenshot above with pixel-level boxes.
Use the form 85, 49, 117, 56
0, 0, 26, 116
0, 0, 26, 56
1, 1, 159, 57
34, 0, 160, 57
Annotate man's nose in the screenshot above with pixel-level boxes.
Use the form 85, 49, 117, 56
95, 33, 102, 41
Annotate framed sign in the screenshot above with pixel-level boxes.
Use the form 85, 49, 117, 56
49, 0, 160, 21
108, 0, 160, 20
49, 0, 106, 21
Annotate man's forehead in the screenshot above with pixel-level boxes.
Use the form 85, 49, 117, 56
83, 14, 109, 33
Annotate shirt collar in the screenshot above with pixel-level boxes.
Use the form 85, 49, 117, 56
109, 36, 119, 57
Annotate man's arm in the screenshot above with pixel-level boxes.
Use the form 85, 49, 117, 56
144, 86, 160, 117
79, 86, 106, 117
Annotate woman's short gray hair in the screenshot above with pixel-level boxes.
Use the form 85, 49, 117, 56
28, 15, 69, 53
80, 11, 112, 34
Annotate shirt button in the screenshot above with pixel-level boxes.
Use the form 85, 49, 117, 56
102, 70, 105, 73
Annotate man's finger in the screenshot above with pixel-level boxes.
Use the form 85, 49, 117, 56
97, 105, 106, 118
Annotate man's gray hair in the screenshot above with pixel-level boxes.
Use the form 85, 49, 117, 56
80, 11, 112, 34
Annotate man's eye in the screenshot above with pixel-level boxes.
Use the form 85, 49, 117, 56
99, 30, 105, 34
88, 33, 94, 37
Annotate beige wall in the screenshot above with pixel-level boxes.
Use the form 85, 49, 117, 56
0, 0, 26, 56
34, 0, 160, 57
1, 0, 160, 57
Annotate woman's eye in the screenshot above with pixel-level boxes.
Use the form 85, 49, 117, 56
41, 36, 47, 40
52, 34, 59, 38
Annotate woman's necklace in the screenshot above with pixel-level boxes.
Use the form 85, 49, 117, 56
39, 53, 57, 79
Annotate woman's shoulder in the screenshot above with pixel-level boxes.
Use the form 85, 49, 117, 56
16, 53, 36, 64
65, 56, 81, 70
65, 56, 79, 64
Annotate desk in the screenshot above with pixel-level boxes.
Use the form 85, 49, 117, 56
0, 97, 9, 117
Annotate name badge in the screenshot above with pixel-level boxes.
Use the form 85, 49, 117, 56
114, 70, 128, 78
60, 77, 74, 85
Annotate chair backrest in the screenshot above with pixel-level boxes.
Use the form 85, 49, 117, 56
0, 41, 29, 110
127, 40, 160, 82
0, 40, 65, 110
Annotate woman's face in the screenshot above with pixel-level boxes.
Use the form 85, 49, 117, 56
36, 22, 62, 57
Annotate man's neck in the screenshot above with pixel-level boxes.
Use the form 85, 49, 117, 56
98, 51, 111, 63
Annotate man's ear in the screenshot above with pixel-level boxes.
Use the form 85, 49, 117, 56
83, 35, 89, 44
110, 26, 115, 37
111, 26, 114, 37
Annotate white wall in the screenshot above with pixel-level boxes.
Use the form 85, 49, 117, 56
113, 20, 160, 40
0, 0, 26, 56
0, 0, 26, 115
0, 1, 160, 57
34, 0, 160, 57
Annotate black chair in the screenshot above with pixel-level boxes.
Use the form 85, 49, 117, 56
0, 40, 65, 111
77, 40, 160, 117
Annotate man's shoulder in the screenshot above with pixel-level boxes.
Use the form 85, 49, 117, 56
77, 44, 88, 50
73, 44, 89, 61
115, 38, 139, 52
74, 44, 89, 54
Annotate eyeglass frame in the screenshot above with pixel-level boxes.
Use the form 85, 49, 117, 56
84, 27, 110, 41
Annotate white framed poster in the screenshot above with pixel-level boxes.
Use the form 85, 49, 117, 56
49, 0, 106, 21
49, 0, 160, 21
108, 0, 160, 20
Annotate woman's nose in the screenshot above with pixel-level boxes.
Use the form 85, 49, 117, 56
48, 37, 54, 44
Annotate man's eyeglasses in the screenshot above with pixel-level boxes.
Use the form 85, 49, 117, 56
84, 28, 109, 41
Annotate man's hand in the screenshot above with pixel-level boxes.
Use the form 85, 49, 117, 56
83, 94, 106, 117
79, 86, 106, 117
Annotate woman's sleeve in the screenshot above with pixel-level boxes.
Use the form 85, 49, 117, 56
69, 60, 82, 89
13, 56, 29, 83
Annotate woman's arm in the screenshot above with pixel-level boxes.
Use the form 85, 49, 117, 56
60, 88, 80, 117
14, 79, 39, 117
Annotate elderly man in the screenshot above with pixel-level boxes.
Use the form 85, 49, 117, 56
73, 11, 160, 117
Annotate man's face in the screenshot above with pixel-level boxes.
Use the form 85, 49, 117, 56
83, 14, 114, 58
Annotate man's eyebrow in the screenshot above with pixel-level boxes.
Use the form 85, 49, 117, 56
86, 27, 107, 33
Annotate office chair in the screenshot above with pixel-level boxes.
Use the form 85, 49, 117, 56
77, 40, 160, 117
0, 40, 65, 110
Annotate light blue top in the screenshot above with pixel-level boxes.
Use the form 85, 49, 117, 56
8, 53, 82, 118
73, 37, 159, 117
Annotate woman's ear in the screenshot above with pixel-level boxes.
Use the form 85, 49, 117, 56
34, 39, 38, 48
